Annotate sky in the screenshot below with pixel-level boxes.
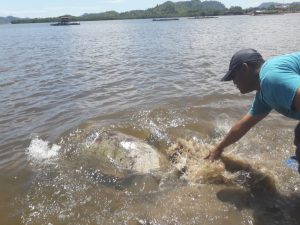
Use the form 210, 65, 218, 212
0, 0, 296, 18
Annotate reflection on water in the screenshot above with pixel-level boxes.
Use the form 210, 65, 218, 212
1, 14, 300, 224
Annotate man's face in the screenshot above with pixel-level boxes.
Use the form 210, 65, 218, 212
232, 64, 257, 94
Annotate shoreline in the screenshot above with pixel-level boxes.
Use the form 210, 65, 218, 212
3, 12, 299, 25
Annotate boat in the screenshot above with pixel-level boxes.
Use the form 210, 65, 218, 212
188, 16, 218, 19
152, 18, 179, 21
250, 10, 284, 16
51, 16, 80, 26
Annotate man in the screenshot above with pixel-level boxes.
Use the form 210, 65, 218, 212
206, 49, 300, 162
294, 122, 300, 173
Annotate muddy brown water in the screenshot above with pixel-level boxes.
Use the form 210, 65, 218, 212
1, 14, 300, 225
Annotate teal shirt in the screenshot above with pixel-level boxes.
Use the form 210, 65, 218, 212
249, 52, 300, 119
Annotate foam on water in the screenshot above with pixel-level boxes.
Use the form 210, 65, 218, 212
167, 138, 226, 184
27, 137, 61, 162
166, 137, 278, 192
84, 131, 100, 148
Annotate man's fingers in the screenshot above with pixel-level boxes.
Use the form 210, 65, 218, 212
204, 152, 216, 162
204, 152, 210, 160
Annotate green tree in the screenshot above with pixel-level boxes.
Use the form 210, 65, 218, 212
228, 6, 244, 15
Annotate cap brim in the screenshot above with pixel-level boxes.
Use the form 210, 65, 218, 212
221, 69, 234, 81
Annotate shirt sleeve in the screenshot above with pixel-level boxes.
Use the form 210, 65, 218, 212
248, 92, 272, 116
266, 71, 300, 111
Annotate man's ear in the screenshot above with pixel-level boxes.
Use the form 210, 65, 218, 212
241, 63, 249, 73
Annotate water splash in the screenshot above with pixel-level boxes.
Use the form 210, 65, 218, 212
165, 137, 280, 194
215, 116, 232, 137
27, 137, 61, 162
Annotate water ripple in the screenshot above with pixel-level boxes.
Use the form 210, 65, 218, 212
0, 17, 300, 222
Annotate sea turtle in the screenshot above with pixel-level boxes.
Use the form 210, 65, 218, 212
85, 131, 162, 174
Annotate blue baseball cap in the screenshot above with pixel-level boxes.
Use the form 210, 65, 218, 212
222, 48, 263, 81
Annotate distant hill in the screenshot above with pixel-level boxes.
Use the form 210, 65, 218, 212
201, 0, 226, 10
0, 16, 19, 24
258, 2, 277, 8
12, 0, 227, 23
152, 0, 226, 15
291, 1, 300, 5
7, 0, 300, 24
80, 0, 226, 21
81, 11, 119, 20
258, 1, 300, 8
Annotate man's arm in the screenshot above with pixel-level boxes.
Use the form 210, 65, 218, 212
292, 87, 300, 112
206, 113, 268, 161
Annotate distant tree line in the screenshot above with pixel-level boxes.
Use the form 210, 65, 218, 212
10, 0, 229, 24
244, 1, 300, 14
9, 0, 300, 24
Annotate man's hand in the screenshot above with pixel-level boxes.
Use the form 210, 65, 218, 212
204, 113, 267, 163
205, 147, 223, 161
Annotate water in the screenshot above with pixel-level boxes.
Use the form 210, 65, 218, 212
1, 14, 300, 225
